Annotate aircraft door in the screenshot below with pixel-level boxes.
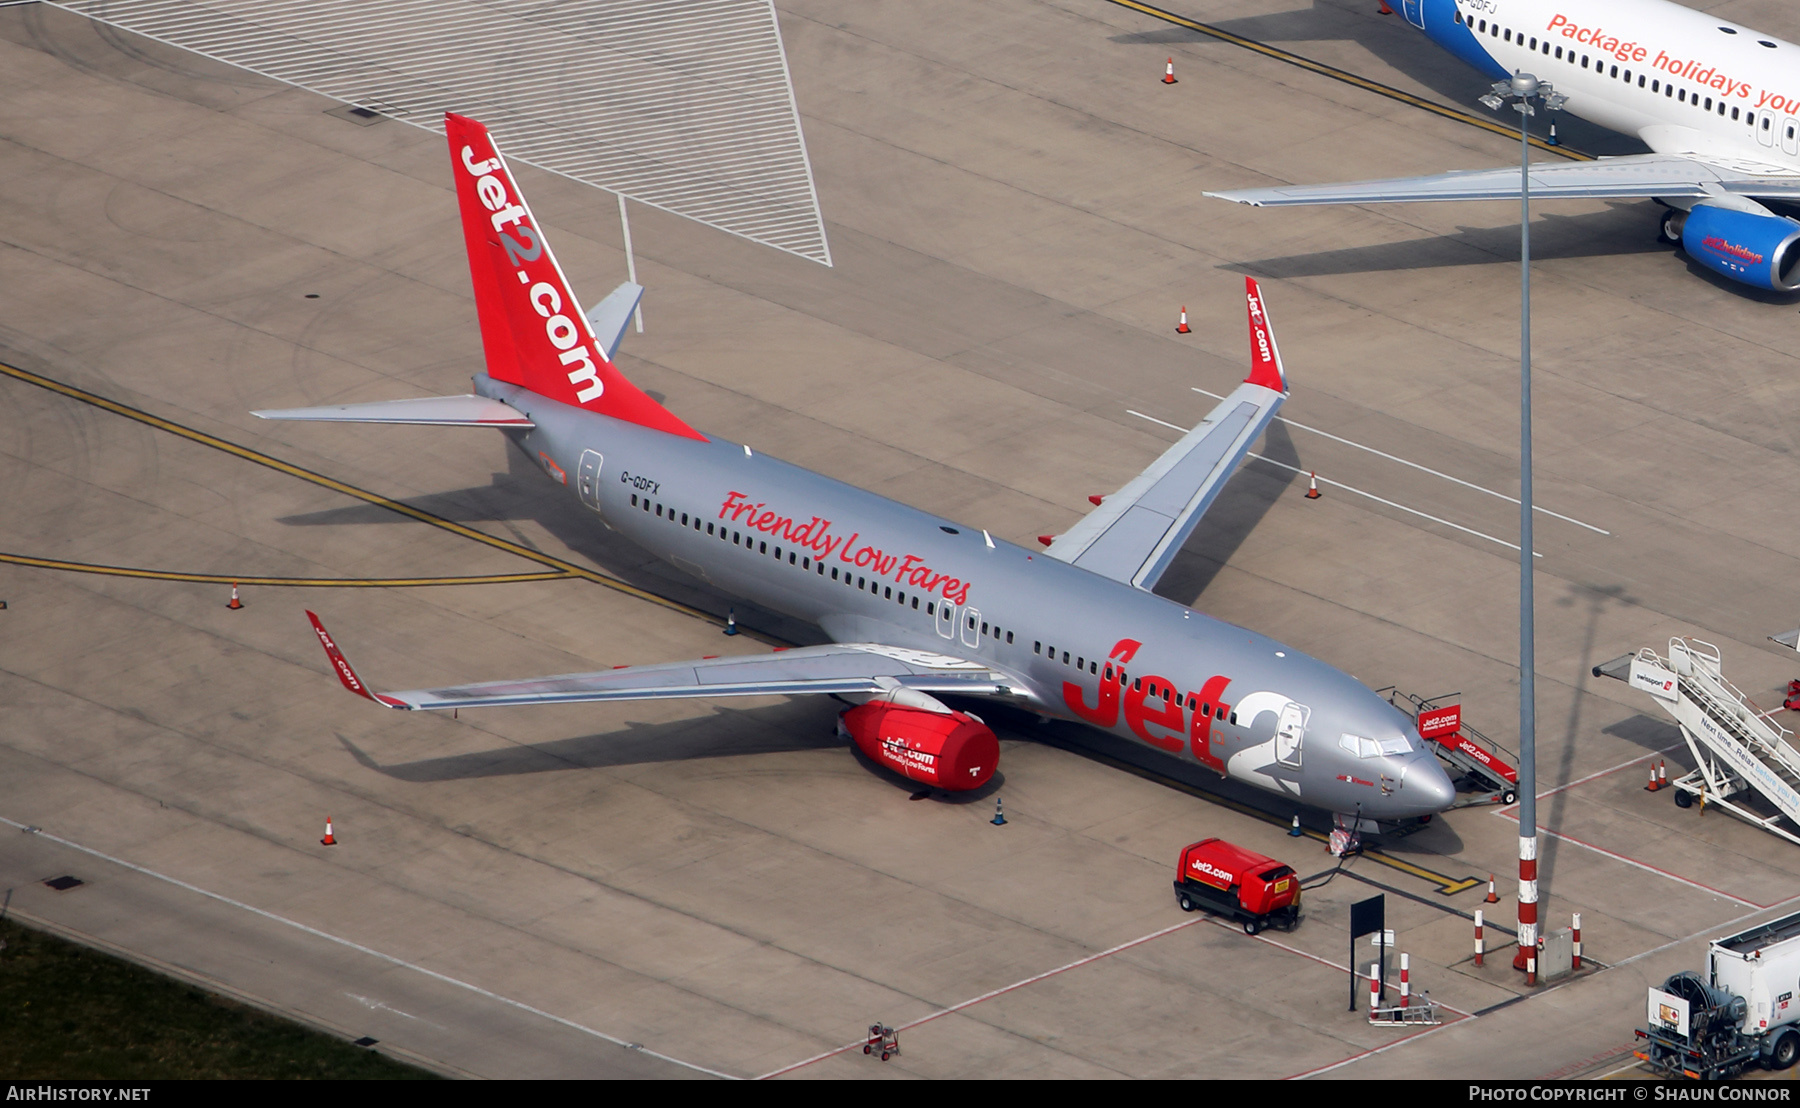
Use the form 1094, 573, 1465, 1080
577, 450, 604, 511
1274, 702, 1308, 769
1784, 118, 1799, 156
936, 601, 956, 639
960, 607, 981, 649
1401, 0, 1424, 29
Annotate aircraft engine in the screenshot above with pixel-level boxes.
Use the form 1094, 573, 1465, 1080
1676, 203, 1800, 291
839, 701, 998, 791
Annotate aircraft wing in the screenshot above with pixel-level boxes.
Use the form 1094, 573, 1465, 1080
1044, 276, 1287, 592
1205, 152, 1800, 206
308, 612, 1012, 710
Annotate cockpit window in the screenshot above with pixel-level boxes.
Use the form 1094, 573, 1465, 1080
1340, 734, 1380, 758
1341, 734, 1413, 758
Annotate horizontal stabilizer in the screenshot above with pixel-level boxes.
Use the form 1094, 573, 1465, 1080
585, 281, 644, 361
253, 394, 532, 427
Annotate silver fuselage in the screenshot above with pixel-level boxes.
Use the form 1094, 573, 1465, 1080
491, 375, 1456, 822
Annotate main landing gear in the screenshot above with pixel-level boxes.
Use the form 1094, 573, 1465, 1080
1659, 208, 1687, 245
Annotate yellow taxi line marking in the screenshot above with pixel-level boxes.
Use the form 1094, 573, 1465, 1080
0, 360, 725, 626
0, 551, 576, 587
1103, 0, 1591, 160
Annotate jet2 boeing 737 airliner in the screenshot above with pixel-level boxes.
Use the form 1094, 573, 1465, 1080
272, 114, 1455, 831
1209, 0, 1800, 292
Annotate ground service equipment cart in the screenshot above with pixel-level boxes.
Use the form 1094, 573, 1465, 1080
1172, 838, 1300, 934
1636, 910, 1800, 1078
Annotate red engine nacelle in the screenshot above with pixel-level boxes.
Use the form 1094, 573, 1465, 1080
839, 702, 998, 791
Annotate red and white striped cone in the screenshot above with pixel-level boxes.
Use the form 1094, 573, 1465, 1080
1176, 306, 1191, 333
321, 816, 337, 846
1572, 912, 1582, 970
1658, 760, 1668, 789
1400, 952, 1410, 1007
1484, 873, 1499, 904
1162, 58, 1177, 84
1646, 762, 1660, 791
1474, 909, 1485, 967
227, 582, 243, 610
1514, 834, 1538, 983
1305, 472, 1321, 500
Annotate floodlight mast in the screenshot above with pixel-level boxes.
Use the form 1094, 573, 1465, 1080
1479, 71, 1563, 987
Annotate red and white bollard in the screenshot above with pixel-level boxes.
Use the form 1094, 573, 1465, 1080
1474, 909, 1485, 967
1514, 834, 1539, 985
1399, 952, 1411, 1007
1572, 912, 1582, 971
1370, 962, 1380, 1011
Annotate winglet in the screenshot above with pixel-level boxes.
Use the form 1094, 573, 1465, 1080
1243, 277, 1288, 394
307, 611, 408, 709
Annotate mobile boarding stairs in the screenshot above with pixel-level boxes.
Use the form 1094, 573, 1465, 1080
1598, 638, 1800, 847
1378, 688, 1520, 807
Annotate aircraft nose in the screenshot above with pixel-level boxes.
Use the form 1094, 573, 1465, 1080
1406, 756, 1456, 815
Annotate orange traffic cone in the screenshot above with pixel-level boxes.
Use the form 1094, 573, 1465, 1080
1658, 760, 1669, 789
1305, 472, 1321, 499
1378, 1, 1394, 13
1162, 58, 1177, 85
1646, 762, 1661, 791
1484, 873, 1499, 904
227, 582, 243, 610
1176, 306, 1191, 333
321, 816, 337, 846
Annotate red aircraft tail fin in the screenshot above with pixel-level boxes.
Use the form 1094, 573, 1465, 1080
445, 113, 704, 440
